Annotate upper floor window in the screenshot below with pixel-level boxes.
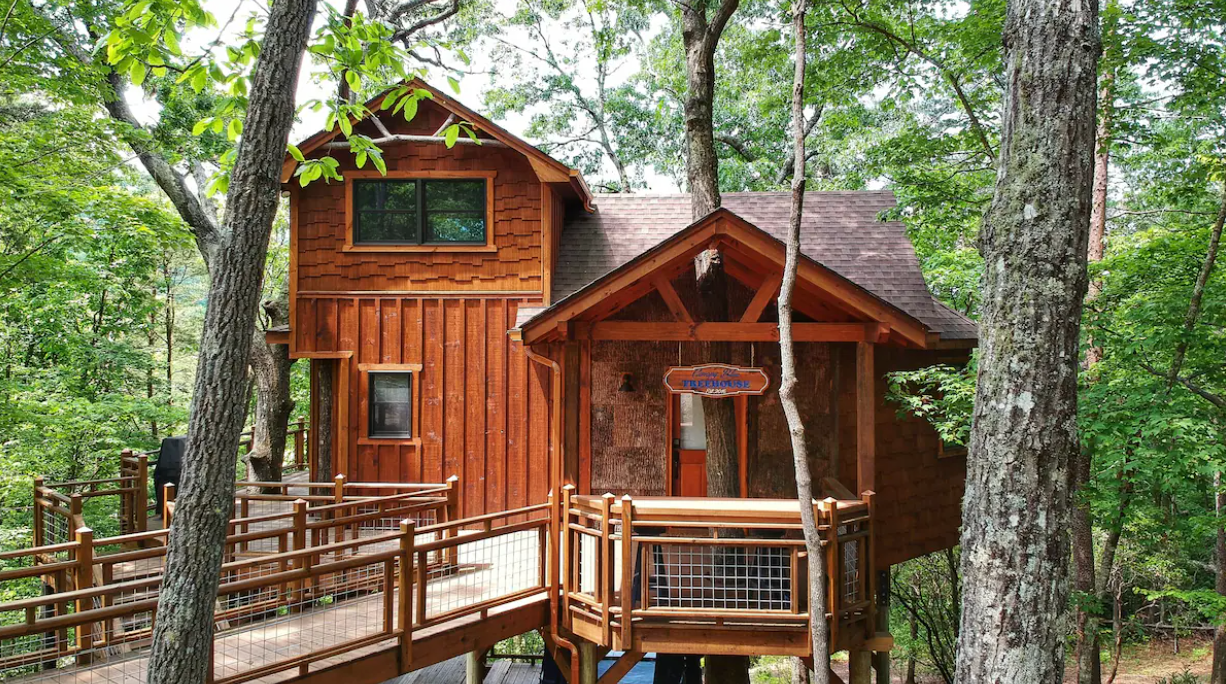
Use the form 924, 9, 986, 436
354, 179, 487, 245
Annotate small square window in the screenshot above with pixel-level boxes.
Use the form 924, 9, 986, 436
369, 372, 412, 438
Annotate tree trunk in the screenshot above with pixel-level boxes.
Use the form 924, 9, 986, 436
778, 2, 830, 683
954, 0, 1100, 682
145, 2, 316, 682
246, 297, 295, 489
1074, 64, 1113, 684
678, 0, 738, 679
315, 359, 336, 486
1212, 470, 1226, 684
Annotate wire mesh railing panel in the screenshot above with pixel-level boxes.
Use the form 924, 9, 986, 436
421, 528, 542, 623
0, 597, 156, 684
576, 533, 597, 597
643, 544, 794, 612
211, 559, 396, 684
839, 523, 861, 607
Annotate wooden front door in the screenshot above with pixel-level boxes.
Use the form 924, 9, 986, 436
670, 393, 750, 497
672, 393, 708, 496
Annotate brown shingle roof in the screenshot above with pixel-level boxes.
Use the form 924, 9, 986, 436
553, 191, 976, 341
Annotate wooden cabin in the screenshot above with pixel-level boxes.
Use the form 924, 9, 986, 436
276, 78, 977, 681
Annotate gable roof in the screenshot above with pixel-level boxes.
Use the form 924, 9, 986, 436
281, 78, 593, 209
545, 192, 976, 343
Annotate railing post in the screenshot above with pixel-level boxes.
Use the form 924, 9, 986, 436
444, 475, 460, 568
294, 419, 306, 470
136, 453, 149, 536
119, 449, 134, 535
291, 498, 308, 609
620, 495, 633, 648
822, 497, 840, 652
861, 490, 876, 641
162, 483, 176, 527
33, 476, 44, 549
69, 494, 84, 533
559, 485, 575, 634
599, 493, 614, 647
73, 527, 94, 664
333, 474, 346, 504
399, 519, 415, 670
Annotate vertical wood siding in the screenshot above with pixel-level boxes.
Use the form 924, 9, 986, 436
296, 295, 551, 519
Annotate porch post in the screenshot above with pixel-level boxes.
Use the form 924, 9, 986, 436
579, 641, 599, 684
874, 567, 891, 684
855, 341, 875, 493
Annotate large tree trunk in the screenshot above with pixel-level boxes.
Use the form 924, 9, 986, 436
777, 2, 829, 683
145, 2, 317, 682
246, 297, 295, 488
678, 1, 743, 680
954, 0, 1100, 682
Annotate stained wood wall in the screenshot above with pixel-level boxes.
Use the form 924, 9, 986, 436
292, 99, 555, 519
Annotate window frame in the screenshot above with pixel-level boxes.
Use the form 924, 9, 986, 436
343, 170, 497, 253
358, 364, 422, 444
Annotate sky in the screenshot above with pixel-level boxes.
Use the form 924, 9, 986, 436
130, 0, 675, 190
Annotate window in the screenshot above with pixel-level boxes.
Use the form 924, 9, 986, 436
354, 179, 487, 245
368, 372, 413, 438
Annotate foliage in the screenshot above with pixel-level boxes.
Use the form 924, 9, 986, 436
886, 360, 976, 448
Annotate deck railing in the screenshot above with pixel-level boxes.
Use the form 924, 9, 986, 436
561, 489, 875, 655
0, 480, 551, 684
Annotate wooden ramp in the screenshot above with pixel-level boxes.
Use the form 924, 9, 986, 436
0, 492, 553, 684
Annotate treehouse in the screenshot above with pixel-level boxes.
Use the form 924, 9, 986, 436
276, 78, 976, 681
0, 78, 975, 684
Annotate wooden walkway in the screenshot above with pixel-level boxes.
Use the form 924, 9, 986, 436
2, 478, 552, 684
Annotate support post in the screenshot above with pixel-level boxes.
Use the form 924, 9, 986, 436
855, 342, 875, 493
466, 648, 488, 684
73, 527, 94, 664
874, 567, 890, 684
399, 520, 415, 670
579, 641, 599, 684
849, 650, 872, 684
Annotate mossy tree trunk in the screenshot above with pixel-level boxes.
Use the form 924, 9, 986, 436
955, 0, 1100, 681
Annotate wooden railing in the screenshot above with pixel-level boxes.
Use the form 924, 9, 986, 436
0, 480, 552, 684
560, 488, 875, 656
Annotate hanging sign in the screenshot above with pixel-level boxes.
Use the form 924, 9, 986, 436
663, 364, 770, 397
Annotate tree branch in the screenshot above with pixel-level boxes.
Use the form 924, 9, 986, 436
1166, 179, 1226, 390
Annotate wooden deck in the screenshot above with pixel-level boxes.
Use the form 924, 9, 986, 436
4, 470, 883, 684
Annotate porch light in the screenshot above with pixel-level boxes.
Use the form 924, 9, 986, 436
618, 372, 635, 393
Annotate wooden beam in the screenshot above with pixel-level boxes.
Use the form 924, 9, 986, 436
652, 274, 693, 322
264, 329, 290, 345
597, 651, 645, 684
740, 272, 783, 322
856, 342, 875, 493
582, 322, 878, 342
